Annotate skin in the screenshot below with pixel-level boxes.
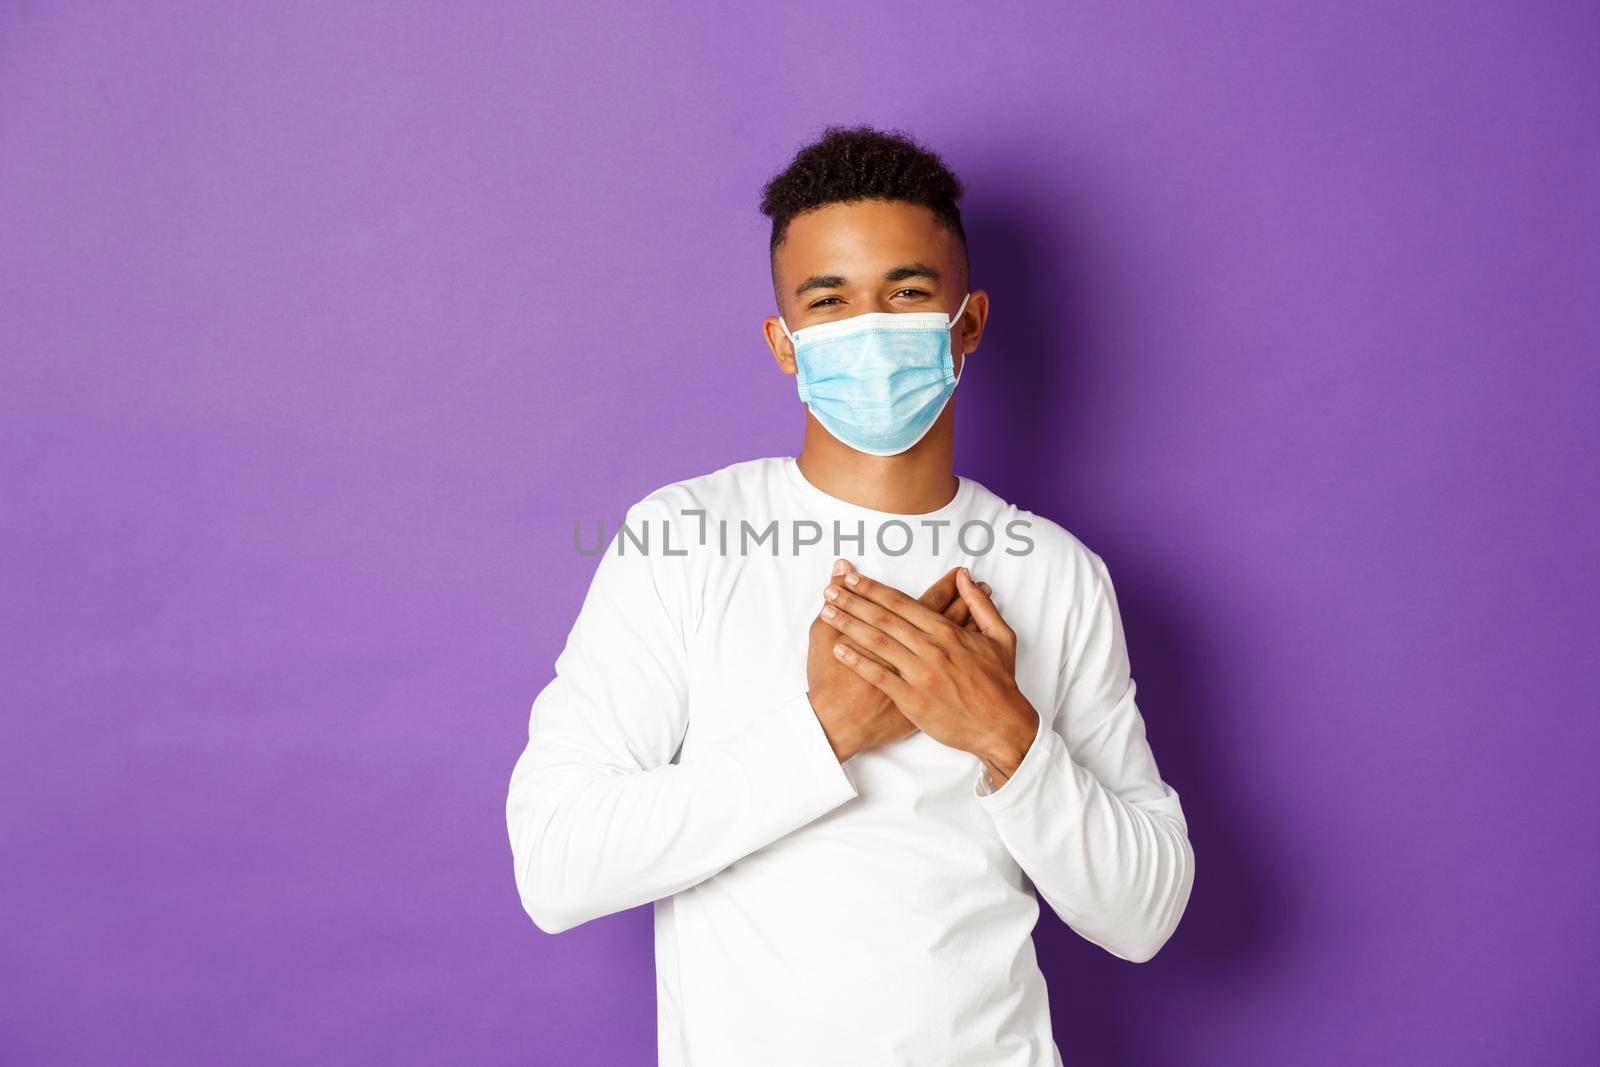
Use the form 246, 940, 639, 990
809, 559, 992, 762
760, 198, 1040, 788
825, 566, 1037, 788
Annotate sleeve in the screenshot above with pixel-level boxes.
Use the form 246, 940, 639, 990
505, 497, 860, 935
971, 552, 1196, 963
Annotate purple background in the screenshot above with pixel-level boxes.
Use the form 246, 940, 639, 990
3, 2, 1596, 1064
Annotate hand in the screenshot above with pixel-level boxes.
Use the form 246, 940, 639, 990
807, 559, 989, 764
819, 567, 1039, 787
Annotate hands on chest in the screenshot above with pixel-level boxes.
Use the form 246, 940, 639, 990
805, 559, 1041, 789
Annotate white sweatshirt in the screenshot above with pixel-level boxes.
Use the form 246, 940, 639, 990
506, 457, 1194, 1066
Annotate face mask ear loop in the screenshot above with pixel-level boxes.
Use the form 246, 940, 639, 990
780, 316, 812, 402
948, 291, 972, 386
948, 291, 971, 330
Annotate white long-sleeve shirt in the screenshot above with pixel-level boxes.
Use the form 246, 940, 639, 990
506, 457, 1195, 1066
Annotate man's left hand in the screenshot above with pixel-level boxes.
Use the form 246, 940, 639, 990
818, 566, 1040, 788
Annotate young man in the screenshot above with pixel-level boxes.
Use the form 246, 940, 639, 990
506, 125, 1195, 1066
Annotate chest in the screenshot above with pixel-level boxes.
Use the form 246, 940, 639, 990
680, 545, 1070, 752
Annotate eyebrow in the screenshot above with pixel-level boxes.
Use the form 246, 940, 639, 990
793, 262, 943, 298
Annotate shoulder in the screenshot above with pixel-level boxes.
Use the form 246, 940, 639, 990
590, 462, 781, 622
623, 457, 785, 523
958, 475, 1106, 577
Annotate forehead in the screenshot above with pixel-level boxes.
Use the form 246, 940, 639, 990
774, 199, 959, 291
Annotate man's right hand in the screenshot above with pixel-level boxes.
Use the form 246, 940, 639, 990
806, 559, 989, 764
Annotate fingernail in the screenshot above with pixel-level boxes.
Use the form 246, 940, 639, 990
821, 604, 837, 618
844, 573, 859, 586
980, 582, 992, 595
832, 559, 846, 576
833, 644, 847, 658
823, 586, 839, 601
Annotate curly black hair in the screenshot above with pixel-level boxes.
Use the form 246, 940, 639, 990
759, 124, 969, 281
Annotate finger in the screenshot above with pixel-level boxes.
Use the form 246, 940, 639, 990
917, 567, 962, 614
826, 583, 933, 659
965, 582, 994, 631
836, 568, 982, 632
817, 574, 896, 671
956, 568, 1012, 643
942, 591, 972, 628
833, 630, 895, 671
833, 641, 912, 704
817, 606, 895, 668
839, 570, 949, 635
946, 580, 992, 628
820, 597, 919, 672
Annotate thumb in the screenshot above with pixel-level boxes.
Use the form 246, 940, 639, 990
919, 566, 962, 613
956, 568, 1010, 642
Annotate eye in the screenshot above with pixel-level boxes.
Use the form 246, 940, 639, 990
894, 288, 930, 299
808, 296, 842, 308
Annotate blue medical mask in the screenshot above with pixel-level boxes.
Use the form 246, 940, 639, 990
779, 292, 971, 457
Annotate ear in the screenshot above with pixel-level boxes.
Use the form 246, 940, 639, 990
952, 289, 989, 377
763, 316, 798, 376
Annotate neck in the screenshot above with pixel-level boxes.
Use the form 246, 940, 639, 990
794, 408, 959, 514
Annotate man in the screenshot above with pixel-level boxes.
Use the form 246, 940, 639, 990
506, 124, 1195, 1066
